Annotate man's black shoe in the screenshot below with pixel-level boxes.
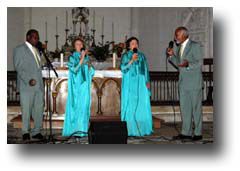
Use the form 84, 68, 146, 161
32, 133, 44, 140
22, 133, 30, 141
173, 134, 192, 140
192, 135, 203, 141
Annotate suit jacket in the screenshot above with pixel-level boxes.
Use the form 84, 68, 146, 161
169, 39, 203, 90
13, 43, 44, 92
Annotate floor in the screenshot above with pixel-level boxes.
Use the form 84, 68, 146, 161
7, 122, 213, 144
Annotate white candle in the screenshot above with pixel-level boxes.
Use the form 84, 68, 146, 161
93, 10, 95, 30
113, 53, 116, 68
56, 17, 58, 35
112, 22, 114, 42
66, 11, 68, 29
45, 21, 48, 41
101, 17, 104, 35
60, 53, 64, 67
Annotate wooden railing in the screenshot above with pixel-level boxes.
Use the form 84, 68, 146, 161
7, 71, 213, 106
149, 71, 213, 106
7, 71, 20, 106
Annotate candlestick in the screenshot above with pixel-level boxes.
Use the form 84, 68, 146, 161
101, 17, 104, 35
64, 28, 69, 46
73, 20, 76, 35
45, 40, 48, 51
93, 10, 95, 30
79, 22, 82, 37
55, 34, 60, 53
85, 24, 89, 35
125, 35, 128, 42
101, 34, 104, 45
66, 11, 68, 29
45, 21, 48, 41
91, 29, 96, 47
56, 17, 58, 35
112, 22, 114, 42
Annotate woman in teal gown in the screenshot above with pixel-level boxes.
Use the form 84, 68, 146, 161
62, 38, 95, 137
121, 37, 153, 136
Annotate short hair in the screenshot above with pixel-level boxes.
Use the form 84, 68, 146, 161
26, 29, 38, 38
72, 37, 85, 49
176, 26, 189, 38
126, 37, 139, 51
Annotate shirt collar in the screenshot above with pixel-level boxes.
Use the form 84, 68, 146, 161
25, 41, 33, 49
181, 38, 189, 47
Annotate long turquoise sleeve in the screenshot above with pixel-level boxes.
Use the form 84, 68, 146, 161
120, 53, 133, 73
68, 55, 82, 74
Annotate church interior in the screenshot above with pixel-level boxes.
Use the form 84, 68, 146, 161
7, 7, 213, 144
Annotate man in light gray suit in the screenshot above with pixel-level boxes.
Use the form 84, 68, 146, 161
13, 29, 44, 141
167, 26, 203, 141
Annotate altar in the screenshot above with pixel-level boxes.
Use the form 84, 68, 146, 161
42, 69, 122, 121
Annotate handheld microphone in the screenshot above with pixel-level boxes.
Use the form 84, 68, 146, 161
133, 48, 138, 53
80, 47, 85, 52
132, 48, 139, 65
36, 41, 44, 55
166, 41, 174, 57
168, 41, 174, 49
166, 40, 178, 70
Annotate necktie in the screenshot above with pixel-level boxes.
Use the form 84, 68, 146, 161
32, 47, 41, 68
179, 44, 184, 58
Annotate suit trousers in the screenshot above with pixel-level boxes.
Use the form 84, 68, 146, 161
179, 88, 202, 136
19, 88, 44, 135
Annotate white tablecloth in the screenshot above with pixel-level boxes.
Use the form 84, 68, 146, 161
42, 69, 122, 78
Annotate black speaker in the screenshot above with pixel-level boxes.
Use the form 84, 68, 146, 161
88, 121, 128, 144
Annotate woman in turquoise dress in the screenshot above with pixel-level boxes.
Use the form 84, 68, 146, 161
62, 38, 95, 137
120, 37, 153, 136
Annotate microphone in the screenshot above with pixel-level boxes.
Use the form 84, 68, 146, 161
167, 40, 178, 70
166, 41, 174, 57
80, 47, 86, 59
133, 48, 138, 53
80, 47, 85, 52
168, 41, 174, 49
36, 41, 44, 55
132, 48, 139, 65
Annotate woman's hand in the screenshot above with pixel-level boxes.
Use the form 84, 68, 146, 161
132, 53, 138, 61
80, 50, 88, 64
81, 49, 88, 58
146, 82, 150, 89
128, 53, 138, 65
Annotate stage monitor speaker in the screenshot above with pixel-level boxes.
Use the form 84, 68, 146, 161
88, 121, 128, 144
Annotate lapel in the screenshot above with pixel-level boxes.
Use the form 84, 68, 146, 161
23, 43, 39, 68
23, 43, 34, 58
181, 40, 192, 59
